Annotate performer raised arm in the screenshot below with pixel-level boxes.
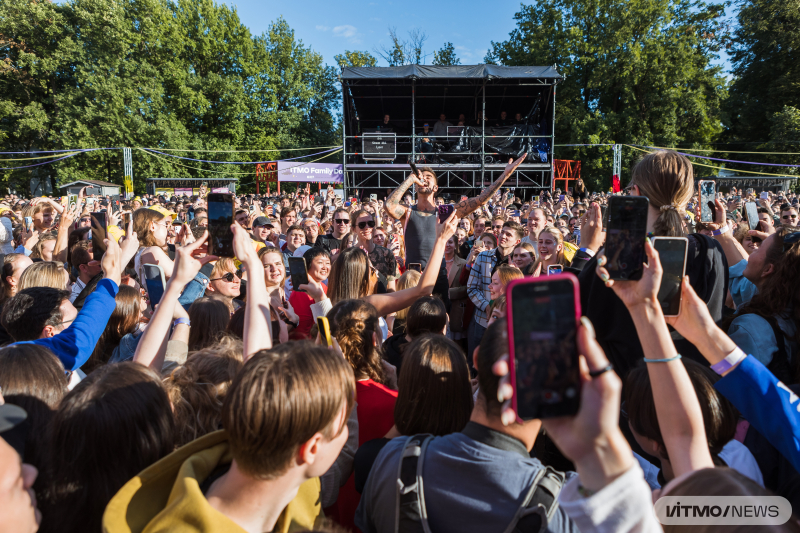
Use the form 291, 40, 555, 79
384, 153, 527, 223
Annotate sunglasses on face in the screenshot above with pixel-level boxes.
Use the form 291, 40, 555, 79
357, 220, 376, 229
334, 219, 350, 224
492, 225, 503, 230
782, 214, 798, 219
211, 272, 241, 282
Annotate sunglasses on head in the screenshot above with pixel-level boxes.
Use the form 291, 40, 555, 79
211, 272, 241, 282
334, 218, 349, 224
783, 231, 800, 252
357, 220, 376, 229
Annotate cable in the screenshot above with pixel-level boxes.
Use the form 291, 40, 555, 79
139, 146, 342, 165
625, 145, 797, 178
0, 151, 86, 161
137, 148, 343, 176
139, 145, 341, 153
637, 144, 800, 156
0, 150, 95, 171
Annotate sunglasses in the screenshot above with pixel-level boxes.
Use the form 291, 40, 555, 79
492, 225, 503, 230
334, 218, 350, 224
210, 272, 241, 282
783, 231, 800, 252
782, 214, 798, 219
357, 220, 376, 229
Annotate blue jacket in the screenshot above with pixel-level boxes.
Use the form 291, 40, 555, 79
715, 355, 800, 473
15, 278, 119, 372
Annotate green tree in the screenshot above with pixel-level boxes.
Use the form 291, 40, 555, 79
334, 50, 378, 68
433, 42, 461, 66
486, 0, 728, 189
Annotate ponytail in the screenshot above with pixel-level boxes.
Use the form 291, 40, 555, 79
630, 150, 694, 237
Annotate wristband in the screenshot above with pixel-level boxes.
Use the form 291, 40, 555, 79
711, 224, 730, 237
173, 318, 191, 327
578, 247, 596, 257
710, 347, 747, 375
643, 354, 682, 364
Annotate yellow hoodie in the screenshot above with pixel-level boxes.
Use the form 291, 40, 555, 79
103, 430, 322, 533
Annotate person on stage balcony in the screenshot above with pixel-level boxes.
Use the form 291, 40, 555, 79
378, 114, 395, 131
514, 112, 524, 124
496, 111, 510, 127
432, 113, 452, 138
418, 123, 434, 153
458, 113, 467, 125
384, 155, 527, 313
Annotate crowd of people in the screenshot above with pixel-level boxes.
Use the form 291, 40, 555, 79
2, 149, 800, 533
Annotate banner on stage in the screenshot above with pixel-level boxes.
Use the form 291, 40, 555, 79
277, 162, 343, 183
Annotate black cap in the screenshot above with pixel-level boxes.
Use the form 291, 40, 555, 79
253, 216, 275, 228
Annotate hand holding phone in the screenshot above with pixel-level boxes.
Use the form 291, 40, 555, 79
603, 196, 649, 280
437, 204, 455, 223
207, 193, 235, 257
651, 237, 688, 317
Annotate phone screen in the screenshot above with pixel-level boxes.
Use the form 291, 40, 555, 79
652, 238, 688, 317
745, 202, 759, 230
601, 204, 608, 230
207, 193, 234, 257
547, 265, 563, 276
437, 204, 455, 223
604, 196, 648, 280
91, 211, 108, 261
142, 264, 166, 306
509, 277, 581, 419
288, 256, 309, 291
699, 181, 716, 223
408, 263, 422, 272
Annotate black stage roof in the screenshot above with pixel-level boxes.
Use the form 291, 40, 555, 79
340, 64, 562, 80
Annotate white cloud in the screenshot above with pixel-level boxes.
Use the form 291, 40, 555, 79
315, 25, 330, 31
333, 25, 358, 38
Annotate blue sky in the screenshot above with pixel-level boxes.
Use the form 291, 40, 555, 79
229, 0, 524, 66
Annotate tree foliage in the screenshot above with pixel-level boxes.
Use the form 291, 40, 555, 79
0, 0, 339, 192
375, 27, 428, 66
334, 50, 378, 68
486, 0, 728, 189
433, 42, 461, 66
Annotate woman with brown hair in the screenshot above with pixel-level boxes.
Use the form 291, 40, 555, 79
30, 233, 57, 261
187, 297, 231, 352
488, 263, 523, 302
163, 339, 243, 447
512, 242, 539, 276
85, 284, 143, 373
579, 149, 728, 379
350, 209, 397, 285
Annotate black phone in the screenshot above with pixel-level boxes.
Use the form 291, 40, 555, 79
90, 211, 108, 261
651, 237, 688, 317
604, 196, 649, 280
507, 275, 582, 420
408, 263, 422, 272
288, 256, 309, 292
437, 203, 455, 223
699, 180, 716, 223
409, 162, 420, 178
207, 193, 235, 257
745, 201, 759, 231
601, 204, 608, 230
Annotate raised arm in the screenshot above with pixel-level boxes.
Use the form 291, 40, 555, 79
598, 241, 715, 478
53, 204, 78, 264
454, 153, 527, 218
365, 212, 457, 316
232, 223, 272, 360
384, 173, 425, 220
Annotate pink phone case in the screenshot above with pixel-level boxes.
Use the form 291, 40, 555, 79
505, 273, 582, 423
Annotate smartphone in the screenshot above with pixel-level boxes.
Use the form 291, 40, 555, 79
510, 209, 521, 217
761, 191, 769, 200
207, 193, 235, 257
437, 204, 455, 223
547, 265, 563, 275
68, 194, 78, 207
142, 263, 167, 307
506, 275, 582, 420
604, 196, 649, 280
90, 211, 108, 260
85, 198, 96, 208
60, 196, 69, 207
534, 195, 540, 202
249, 204, 256, 213
288, 256, 309, 292
734, 195, 742, 203
699, 180, 716, 223
112, 194, 121, 208
409, 162, 420, 178
23, 217, 32, 231
651, 237, 688, 317
317, 316, 333, 347
345, 202, 351, 207
743, 201, 759, 231
370, 194, 377, 202
559, 194, 565, 202
601, 204, 608, 230
408, 263, 422, 272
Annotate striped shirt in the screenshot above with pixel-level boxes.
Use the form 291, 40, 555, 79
467, 248, 509, 327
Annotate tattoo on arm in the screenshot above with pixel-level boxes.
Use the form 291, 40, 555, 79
455, 172, 514, 218
385, 178, 413, 220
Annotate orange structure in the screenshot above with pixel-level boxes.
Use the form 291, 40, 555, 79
255, 162, 278, 195
552, 159, 581, 192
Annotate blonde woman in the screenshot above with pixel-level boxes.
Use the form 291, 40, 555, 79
538, 226, 569, 271
18, 261, 70, 291
389, 269, 421, 336
257, 246, 299, 344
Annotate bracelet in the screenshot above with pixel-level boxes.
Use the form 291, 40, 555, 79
711, 224, 730, 237
710, 347, 747, 375
643, 354, 682, 363
173, 318, 191, 327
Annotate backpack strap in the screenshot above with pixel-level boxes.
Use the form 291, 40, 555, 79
507, 466, 566, 533
395, 434, 433, 533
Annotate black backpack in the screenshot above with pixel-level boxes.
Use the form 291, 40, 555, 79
395, 434, 565, 533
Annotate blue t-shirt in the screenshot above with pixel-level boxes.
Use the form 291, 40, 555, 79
355, 422, 578, 533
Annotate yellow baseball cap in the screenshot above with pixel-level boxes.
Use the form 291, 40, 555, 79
149, 205, 177, 220
107, 225, 125, 243
0, 206, 11, 215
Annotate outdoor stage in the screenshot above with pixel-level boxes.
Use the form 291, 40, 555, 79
340, 64, 561, 198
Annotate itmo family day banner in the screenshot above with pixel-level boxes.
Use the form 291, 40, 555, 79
277, 161, 344, 183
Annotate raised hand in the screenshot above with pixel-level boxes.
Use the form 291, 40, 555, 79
171, 231, 217, 288
596, 239, 662, 311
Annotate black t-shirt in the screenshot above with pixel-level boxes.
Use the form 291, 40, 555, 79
314, 234, 343, 254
